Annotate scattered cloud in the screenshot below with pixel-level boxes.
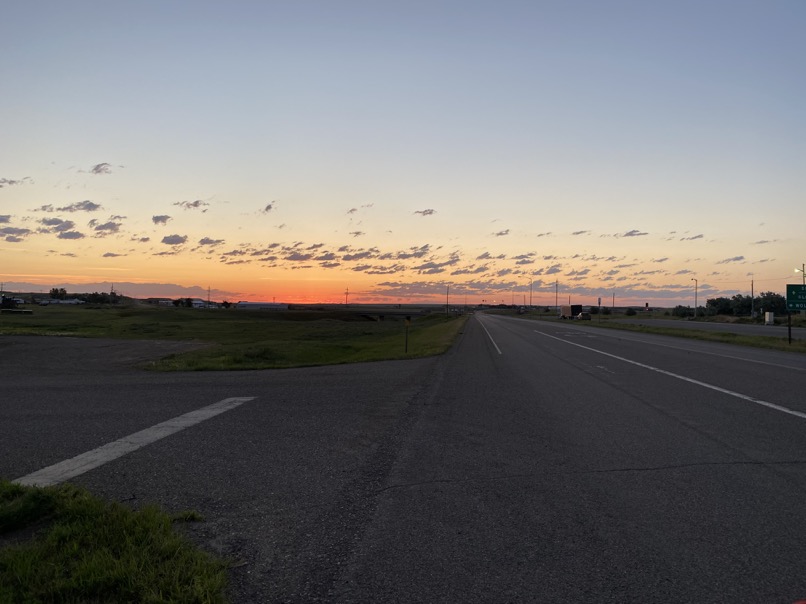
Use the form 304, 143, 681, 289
0, 177, 32, 187
57, 231, 85, 240
89, 218, 123, 235
493, 229, 510, 237
199, 237, 225, 246
414, 209, 436, 216
343, 249, 378, 262
161, 234, 188, 245
451, 265, 489, 275
1, 226, 32, 241
39, 218, 76, 233
347, 208, 358, 214
51, 200, 102, 213
680, 234, 704, 241
103, 252, 125, 257
349, 231, 365, 237
152, 215, 171, 225
572, 230, 589, 236
621, 229, 648, 237
174, 200, 209, 212
286, 252, 314, 261
0, 215, 10, 223
261, 202, 276, 214
90, 163, 113, 175
717, 256, 745, 264
653, 257, 669, 263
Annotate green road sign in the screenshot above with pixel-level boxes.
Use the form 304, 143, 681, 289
786, 284, 806, 311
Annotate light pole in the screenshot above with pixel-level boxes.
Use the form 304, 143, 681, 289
691, 278, 698, 319
797, 263, 805, 285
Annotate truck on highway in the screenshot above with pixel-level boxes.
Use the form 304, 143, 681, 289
559, 304, 582, 319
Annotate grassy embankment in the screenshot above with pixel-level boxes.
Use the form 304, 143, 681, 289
509, 307, 806, 353
0, 304, 468, 370
0, 480, 226, 604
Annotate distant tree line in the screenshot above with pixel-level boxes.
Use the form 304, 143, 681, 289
49, 287, 120, 304
670, 291, 787, 318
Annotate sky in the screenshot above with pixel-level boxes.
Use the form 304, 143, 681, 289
2, 1, 804, 306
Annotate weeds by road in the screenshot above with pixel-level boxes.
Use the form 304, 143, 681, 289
0, 480, 227, 604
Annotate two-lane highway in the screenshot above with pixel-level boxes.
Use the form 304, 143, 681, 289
4, 316, 806, 602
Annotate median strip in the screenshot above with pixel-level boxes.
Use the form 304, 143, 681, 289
13, 397, 256, 487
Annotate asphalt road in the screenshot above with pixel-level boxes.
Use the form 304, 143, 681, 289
4, 319, 806, 603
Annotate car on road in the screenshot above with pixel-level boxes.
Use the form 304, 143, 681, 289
575, 312, 591, 320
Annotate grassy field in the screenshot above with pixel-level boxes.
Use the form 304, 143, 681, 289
586, 318, 806, 353
498, 307, 806, 353
0, 480, 227, 604
0, 304, 468, 370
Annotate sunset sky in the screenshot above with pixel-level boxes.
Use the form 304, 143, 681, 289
2, 1, 804, 306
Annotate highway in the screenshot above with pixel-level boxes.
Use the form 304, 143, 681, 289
4, 316, 806, 603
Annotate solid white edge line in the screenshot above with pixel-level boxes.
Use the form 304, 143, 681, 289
477, 316, 503, 355
13, 397, 256, 488
573, 325, 806, 373
536, 330, 806, 421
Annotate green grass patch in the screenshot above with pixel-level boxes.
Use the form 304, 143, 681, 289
585, 320, 806, 353
511, 310, 806, 353
0, 304, 468, 370
0, 480, 227, 604
151, 313, 467, 371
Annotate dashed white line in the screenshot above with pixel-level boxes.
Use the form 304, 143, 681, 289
14, 397, 256, 487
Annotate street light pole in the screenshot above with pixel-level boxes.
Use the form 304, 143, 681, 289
691, 278, 698, 319
797, 263, 805, 285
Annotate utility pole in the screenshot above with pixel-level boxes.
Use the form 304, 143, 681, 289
446, 285, 450, 318
555, 280, 558, 313
345, 287, 349, 306
529, 280, 532, 307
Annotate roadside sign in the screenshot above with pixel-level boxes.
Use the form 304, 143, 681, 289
786, 284, 806, 311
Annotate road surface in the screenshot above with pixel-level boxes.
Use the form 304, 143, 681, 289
4, 317, 806, 603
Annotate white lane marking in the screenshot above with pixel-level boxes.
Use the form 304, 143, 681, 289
576, 326, 806, 372
477, 316, 503, 355
536, 331, 806, 421
14, 397, 256, 488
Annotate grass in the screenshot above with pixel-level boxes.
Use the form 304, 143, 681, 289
584, 318, 806, 353
0, 480, 228, 604
0, 304, 468, 370
507, 308, 806, 354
